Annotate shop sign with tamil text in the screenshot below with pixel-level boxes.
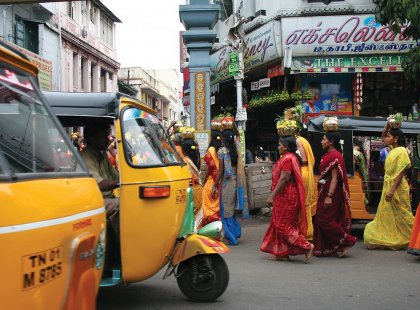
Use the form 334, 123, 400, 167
210, 20, 281, 84
292, 55, 407, 72
282, 15, 419, 56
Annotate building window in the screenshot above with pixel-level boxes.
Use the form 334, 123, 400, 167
100, 14, 113, 46
90, 6, 97, 24
100, 69, 106, 92
14, 17, 39, 54
15, 18, 25, 47
68, 2, 75, 19
81, 0, 88, 26
81, 57, 88, 91
73, 53, 78, 89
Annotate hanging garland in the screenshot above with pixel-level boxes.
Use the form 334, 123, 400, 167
353, 73, 363, 111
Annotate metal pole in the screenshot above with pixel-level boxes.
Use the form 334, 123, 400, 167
235, 51, 244, 114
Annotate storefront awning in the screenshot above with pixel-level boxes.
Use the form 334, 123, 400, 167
307, 115, 420, 135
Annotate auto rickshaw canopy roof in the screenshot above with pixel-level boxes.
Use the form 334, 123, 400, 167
307, 115, 420, 136
43, 91, 154, 127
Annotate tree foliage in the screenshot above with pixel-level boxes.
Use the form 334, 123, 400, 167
374, 0, 420, 81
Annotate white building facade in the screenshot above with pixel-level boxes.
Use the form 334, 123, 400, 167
118, 68, 182, 127
0, 1, 120, 93
59, 0, 120, 92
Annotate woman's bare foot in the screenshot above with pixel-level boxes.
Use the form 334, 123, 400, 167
337, 245, 352, 258
269, 255, 290, 261
304, 244, 314, 263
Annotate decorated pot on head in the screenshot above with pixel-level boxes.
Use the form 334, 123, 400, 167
173, 121, 184, 133
323, 116, 339, 132
222, 115, 235, 130
387, 113, 403, 129
276, 119, 298, 136
179, 126, 195, 139
210, 116, 223, 131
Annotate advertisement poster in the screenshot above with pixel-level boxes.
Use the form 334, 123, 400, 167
301, 74, 353, 114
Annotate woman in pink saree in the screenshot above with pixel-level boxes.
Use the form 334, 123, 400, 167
313, 131, 357, 257
260, 136, 314, 262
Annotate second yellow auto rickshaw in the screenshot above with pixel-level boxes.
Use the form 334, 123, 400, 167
43, 91, 230, 302
307, 115, 420, 221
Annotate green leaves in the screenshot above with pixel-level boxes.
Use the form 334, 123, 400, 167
375, 0, 420, 81
248, 90, 303, 109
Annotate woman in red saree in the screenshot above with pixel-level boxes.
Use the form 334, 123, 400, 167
313, 131, 357, 257
260, 136, 314, 262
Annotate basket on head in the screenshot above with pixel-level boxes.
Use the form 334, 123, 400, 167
276, 119, 298, 136
211, 116, 223, 131
387, 113, 403, 129
179, 126, 195, 139
323, 116, 339, 132
222, 116, 235, 130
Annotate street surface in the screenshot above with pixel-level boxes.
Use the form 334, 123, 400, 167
97, 216, 419, 310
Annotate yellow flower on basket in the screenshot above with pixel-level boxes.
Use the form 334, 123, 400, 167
179, 126, 195, 139
276, 119, 298, 136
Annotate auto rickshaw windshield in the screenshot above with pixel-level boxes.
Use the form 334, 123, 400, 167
122, 107, 182, 167
0, 67, 84, 176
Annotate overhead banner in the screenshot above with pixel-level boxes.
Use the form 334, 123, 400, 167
282, 15, 419, 57
210, 20, 281, 84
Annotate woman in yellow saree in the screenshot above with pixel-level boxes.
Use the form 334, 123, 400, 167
364, 126, 414, 250
201, 131, 223, 227
296, 135, 315, 240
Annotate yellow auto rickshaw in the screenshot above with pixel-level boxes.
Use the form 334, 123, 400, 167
43, 91, 230, 302
0, 42, 106, 309
307, 115, 420, 221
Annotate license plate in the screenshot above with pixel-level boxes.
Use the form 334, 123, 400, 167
22, 246, 63, 290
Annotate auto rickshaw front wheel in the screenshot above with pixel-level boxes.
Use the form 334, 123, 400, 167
176, 254, 229, 302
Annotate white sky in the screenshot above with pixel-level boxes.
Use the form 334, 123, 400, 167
101, 0, 186, 70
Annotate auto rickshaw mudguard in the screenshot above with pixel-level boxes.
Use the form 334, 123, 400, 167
171, 235, 229, 266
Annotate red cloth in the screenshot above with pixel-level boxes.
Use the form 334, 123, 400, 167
260, 153, 311, 257
313, 150, 357, 257
204, 150, 218, 182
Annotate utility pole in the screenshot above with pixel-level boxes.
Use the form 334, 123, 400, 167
229, 0, 247, 131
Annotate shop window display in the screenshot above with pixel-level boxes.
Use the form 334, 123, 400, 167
361, 73, 418, 118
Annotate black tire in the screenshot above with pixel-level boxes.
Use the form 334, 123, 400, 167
176, 254, 229, 302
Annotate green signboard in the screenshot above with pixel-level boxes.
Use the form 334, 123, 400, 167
229, 51, 239, 75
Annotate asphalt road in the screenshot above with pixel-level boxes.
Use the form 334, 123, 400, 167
97, 216, 419, 310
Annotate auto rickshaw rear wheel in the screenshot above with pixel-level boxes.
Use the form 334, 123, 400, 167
176, 254, 229, 302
